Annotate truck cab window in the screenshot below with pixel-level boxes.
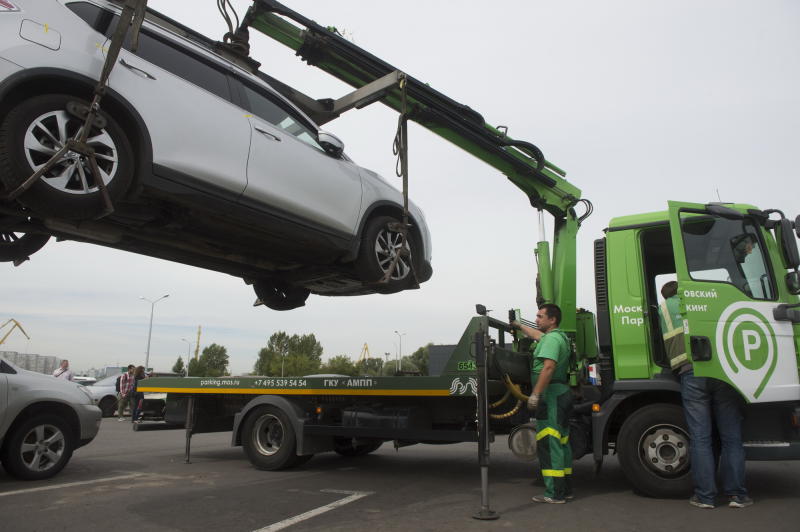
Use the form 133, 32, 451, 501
679, 213, 774, 300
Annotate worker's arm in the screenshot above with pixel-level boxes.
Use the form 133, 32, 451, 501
533, 359, 556, 396
511, 321, 543, 341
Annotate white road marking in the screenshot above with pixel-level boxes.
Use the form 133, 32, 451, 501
254, 489, 374, 532
0, 473, 146, 497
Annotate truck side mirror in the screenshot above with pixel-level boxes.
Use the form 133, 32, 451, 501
795, 214, 800, 238
777, 218, 800, 269
475, 304, 487, 316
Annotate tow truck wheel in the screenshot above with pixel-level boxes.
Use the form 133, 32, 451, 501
355, 215, 420, 293
617, 403, 692, 498
333, 437, 383, 457
242, 405, 305, 470
0, 94, 134, 220
0, 414, 75, 480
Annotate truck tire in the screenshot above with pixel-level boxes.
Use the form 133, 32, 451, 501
0, 414, 75, 480
334, 438, 383, 457
241, 405, 306, 470
617, 403, 692, 498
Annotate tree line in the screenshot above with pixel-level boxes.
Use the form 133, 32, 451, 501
172, 332, 431, 377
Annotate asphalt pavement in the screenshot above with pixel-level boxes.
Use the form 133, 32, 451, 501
0, 418, 798, 532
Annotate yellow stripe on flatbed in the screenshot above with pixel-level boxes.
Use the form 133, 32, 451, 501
138, 387, 453, 396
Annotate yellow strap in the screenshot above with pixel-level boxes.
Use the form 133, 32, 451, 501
669, 353, 688, 368
660, 300, 674, 331
536, 427, 562, 441
541, 469, 566, 477
564, 468, 573, 475
561, 435, 570, 445
662, 328, 683, 340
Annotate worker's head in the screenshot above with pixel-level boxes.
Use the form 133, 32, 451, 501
127, 364, 135, 373
60, 359, 69, 369
135, 365, 145, 378
536, 303, 562, 333
661, 281, 678, 299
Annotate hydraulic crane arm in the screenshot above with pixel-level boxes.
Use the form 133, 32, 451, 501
237, 0, 582, 222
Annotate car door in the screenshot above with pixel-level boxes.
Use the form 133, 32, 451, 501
102, 22, 250, 198
667, 200, 800, 403
236, 82, 363, 237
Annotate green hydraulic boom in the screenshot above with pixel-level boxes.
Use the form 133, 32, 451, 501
227, 0, 589, 332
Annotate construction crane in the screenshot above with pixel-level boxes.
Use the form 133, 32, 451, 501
358, 343, 370, 363
0, 319, 30, 346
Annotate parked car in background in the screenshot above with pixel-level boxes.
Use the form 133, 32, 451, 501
0, 0, 433, 310
87, 372, 168, 419
0, 357, 101, 480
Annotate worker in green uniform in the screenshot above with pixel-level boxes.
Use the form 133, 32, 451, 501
657, 281, 691, 374
512, 303, 573, 504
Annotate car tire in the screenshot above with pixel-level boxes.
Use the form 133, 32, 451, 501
0, 414, 75, 480
355, 215, 420, 293
333, 438, 383, 457
98, 396, 117, 418
241, 405, 302, 470
253, 279, 310, 311
616, 403, 692, 498
0, 94, 134, 220
0, 227, 49, 263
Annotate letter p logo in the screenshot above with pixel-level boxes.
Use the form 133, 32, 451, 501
742, 330, 761, 362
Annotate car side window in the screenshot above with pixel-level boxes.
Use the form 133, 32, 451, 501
0, 360, 17, 374
240, 84, 325, 152
132, 31, 232, 101
66, 2, 231, 101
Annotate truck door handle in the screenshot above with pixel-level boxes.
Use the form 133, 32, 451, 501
254, 126, 281, 142
690, 336, 712, 362
119, 58, 156, 80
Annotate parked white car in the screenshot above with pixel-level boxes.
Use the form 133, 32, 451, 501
85, 373, 119, 417
0, 357, 102, 480
0, 0, 432, 310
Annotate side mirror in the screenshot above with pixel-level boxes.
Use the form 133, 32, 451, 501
318, 130, 344, 158
786, 272, 800, 295
795, 214, 800, 239
777, 218, 800, 269
475, 304, 487, 316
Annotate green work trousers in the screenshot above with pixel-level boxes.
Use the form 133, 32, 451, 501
535, 382, 573, 499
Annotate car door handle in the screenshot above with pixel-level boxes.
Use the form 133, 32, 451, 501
254, 126, 281, 142
119, 58, 156, 80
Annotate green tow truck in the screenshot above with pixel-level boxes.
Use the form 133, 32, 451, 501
140, 0, 800, 499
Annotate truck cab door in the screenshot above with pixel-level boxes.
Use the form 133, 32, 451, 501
667, 201, 800, 403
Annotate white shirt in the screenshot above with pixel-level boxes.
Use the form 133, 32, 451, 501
53, 367, 74, 381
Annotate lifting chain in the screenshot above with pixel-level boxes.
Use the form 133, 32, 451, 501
380, 73, 419, 286
2, 0, 149, 219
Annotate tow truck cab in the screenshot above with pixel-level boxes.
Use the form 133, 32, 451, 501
588, 202, 800, 494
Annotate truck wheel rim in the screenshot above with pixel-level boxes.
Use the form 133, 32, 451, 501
23, 110, 119, 195
374, 227, 410, 280
253, 414, 284, 456
20, 423, 65, 472
638, 423, 689, 476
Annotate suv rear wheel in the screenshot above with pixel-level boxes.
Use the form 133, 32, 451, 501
0, 94, 134, 220
355, 215, 420, 293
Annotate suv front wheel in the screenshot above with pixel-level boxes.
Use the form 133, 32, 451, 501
0, 413, 76, 480
0, 94, 134, 220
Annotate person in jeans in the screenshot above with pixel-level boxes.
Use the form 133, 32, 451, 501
117, 365, 135, 421
130, 365, 147, 424
659, 282, 752, 509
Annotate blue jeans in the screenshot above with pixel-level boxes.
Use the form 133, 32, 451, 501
680, 370, 747, 504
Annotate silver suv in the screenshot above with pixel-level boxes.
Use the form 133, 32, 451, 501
0, 357, 102, 480
0, 0, 432, 310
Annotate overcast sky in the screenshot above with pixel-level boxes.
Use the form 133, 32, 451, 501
2, 0, 798, 374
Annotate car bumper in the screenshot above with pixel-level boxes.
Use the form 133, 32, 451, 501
76, 403, 102, 447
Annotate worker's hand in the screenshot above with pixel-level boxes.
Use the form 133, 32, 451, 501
510, 320, 521, 331
527, 393, 541, 411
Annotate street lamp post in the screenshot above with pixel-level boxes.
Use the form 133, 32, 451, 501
140, 294, 169, 373
394, 330, 406, 372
